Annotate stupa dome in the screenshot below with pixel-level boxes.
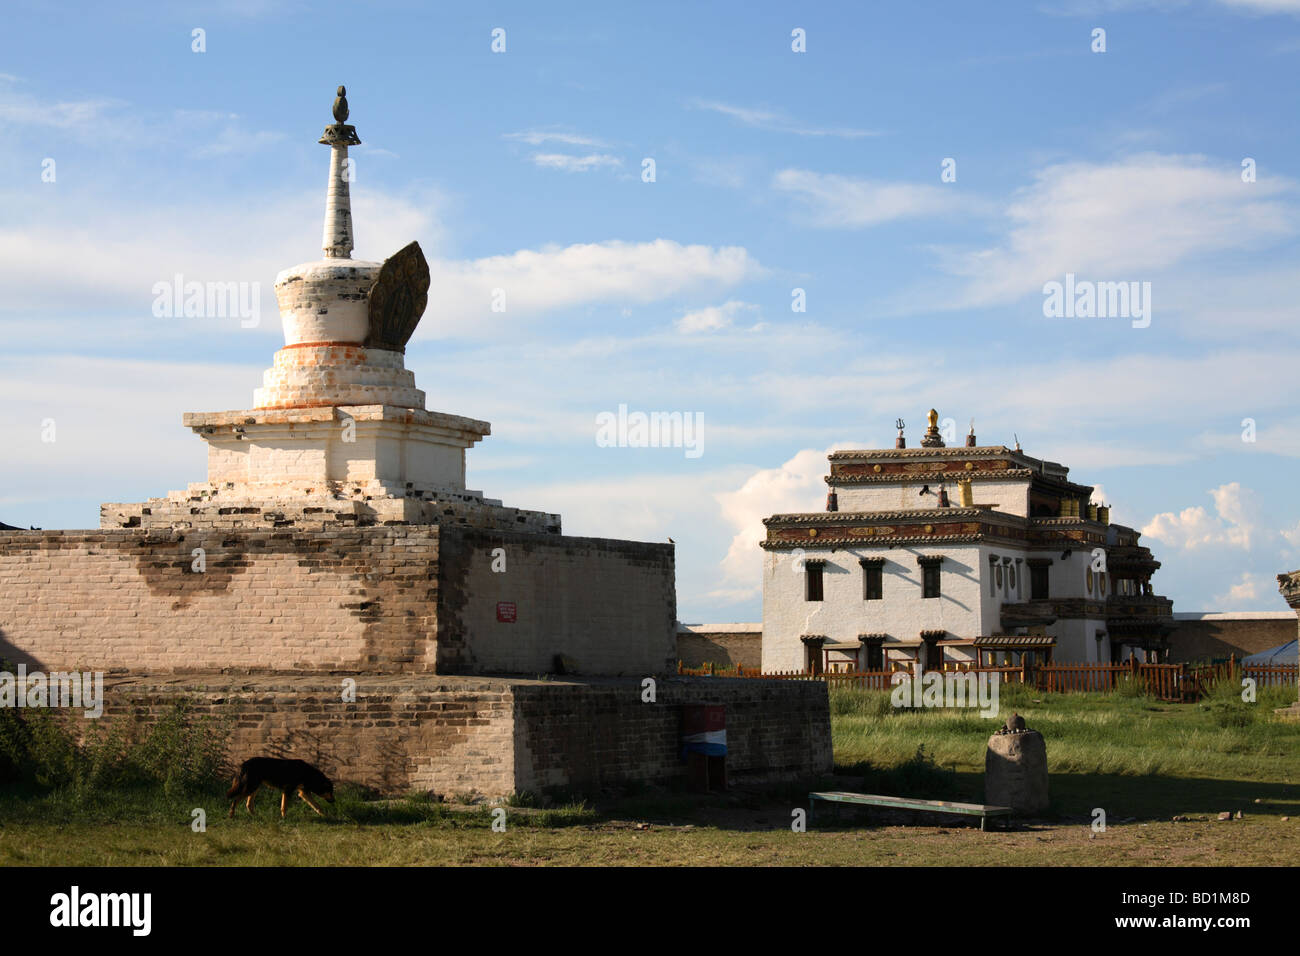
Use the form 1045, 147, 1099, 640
274, 258, 382, 346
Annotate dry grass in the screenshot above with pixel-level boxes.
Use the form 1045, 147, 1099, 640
1, 682, 1296, 866
1, 814, 1296, 866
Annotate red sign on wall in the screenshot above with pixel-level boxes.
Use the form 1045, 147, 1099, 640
496, 601, 517, 623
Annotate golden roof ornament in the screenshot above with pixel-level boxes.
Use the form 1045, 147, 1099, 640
921, 407, 945, 448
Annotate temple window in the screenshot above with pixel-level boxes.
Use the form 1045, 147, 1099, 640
861, 559, 884, 601
805, 561, 824, 602
1030, 564, 1050, 600
918, 556, 943, 599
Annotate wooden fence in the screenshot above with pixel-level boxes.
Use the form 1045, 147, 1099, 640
677, 654, 1298, 703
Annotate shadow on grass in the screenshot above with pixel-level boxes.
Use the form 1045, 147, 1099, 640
3, 770, 1297, 835
800, 769, 1300, 832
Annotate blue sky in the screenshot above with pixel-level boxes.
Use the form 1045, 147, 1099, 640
3, 0, 1299, 621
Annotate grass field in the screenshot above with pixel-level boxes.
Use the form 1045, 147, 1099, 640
1, 679, 1296, 866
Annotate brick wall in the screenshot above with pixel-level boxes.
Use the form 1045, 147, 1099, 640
435, 528, 677, 676
1167, 614, 1297, 662
0, 528, 440, 674
511, 677, 832, 794
0, 526, 677, 678
676, 629, 762, 669
81, 673, 830, 798
98, 674, 516, 796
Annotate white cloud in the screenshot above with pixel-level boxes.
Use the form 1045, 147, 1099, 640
712, 444, 860, 600
676, 300, 759, 334
505, 130, 608, 147
0, 91, 123, 130
773, 169, 966, 228
0, 180, 760, 345
938, 154, 1297, 308
1141, 482, 1259, 550
1042, 0, 1300, 14
420, 239, 764, 338
0, 78, 285, 155
691, 158, 749, 189
530, 152, 623, 173
1213, 571, 1272, 607
0, 354, 255, 520
0, 185, 443, 345
1216, 0, 1300, 11
690, 99, 879, 138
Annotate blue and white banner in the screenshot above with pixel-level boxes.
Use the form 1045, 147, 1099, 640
682, 729, 727, 757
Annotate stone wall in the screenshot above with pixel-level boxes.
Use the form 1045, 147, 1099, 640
0, 527, 437, 674
99, 674, 516, 796
676, 625, 762, 669
512, 677, 831, 794
1166, 612, 1297, 663
80, 673, 830, 797
435, 528, 676, 676
0, 526, 675, 678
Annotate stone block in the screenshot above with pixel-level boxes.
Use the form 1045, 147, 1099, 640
985, 729, 1049, 813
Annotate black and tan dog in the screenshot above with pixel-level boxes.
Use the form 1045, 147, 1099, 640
226, 757, 335, 819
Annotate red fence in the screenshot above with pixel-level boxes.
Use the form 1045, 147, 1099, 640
677, 655, 1298, 703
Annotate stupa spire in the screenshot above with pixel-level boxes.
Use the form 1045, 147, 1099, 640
319, 85, 361, 259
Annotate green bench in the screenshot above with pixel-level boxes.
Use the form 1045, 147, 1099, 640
808, 791, 1014, 831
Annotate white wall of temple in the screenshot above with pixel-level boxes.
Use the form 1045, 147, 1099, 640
1047, 549, 1109, 602
1048, 617, 1109, 663
761, 542, 1000, 672
830, 477, 1032, 516
761, 539, 1114, 670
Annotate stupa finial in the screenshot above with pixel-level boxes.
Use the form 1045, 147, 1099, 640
318, 84, 361, 259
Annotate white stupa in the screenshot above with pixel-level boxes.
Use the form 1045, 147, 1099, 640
104, 88, 558, 533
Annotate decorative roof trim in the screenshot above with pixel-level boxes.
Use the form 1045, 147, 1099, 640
762, 534, 988, 551
765, 508, 987, 525
830, 445, 1016, 455
827, 469, 1035, 485
973, 635, 1057, 647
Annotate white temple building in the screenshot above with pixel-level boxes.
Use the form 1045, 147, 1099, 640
760, 411, 1175, 673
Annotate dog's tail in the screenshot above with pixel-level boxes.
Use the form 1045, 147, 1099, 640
226, 770, 244, 799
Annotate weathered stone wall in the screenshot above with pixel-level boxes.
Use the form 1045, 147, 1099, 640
102, 488, 560, 535
0, 525, 677, 678
676, 626, 762, 669
99, 674, 516, 796
435, 528, 676, 676
512, 677, 832, 794
80, 673, 830, 797
0, 528, 439, 674
1166, 613, 1297, 663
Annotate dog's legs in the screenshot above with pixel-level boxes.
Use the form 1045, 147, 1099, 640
298, 788, 326, 816
280, 790, 288, 818
246, 791, 256, 817
229, 799, 238, 819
